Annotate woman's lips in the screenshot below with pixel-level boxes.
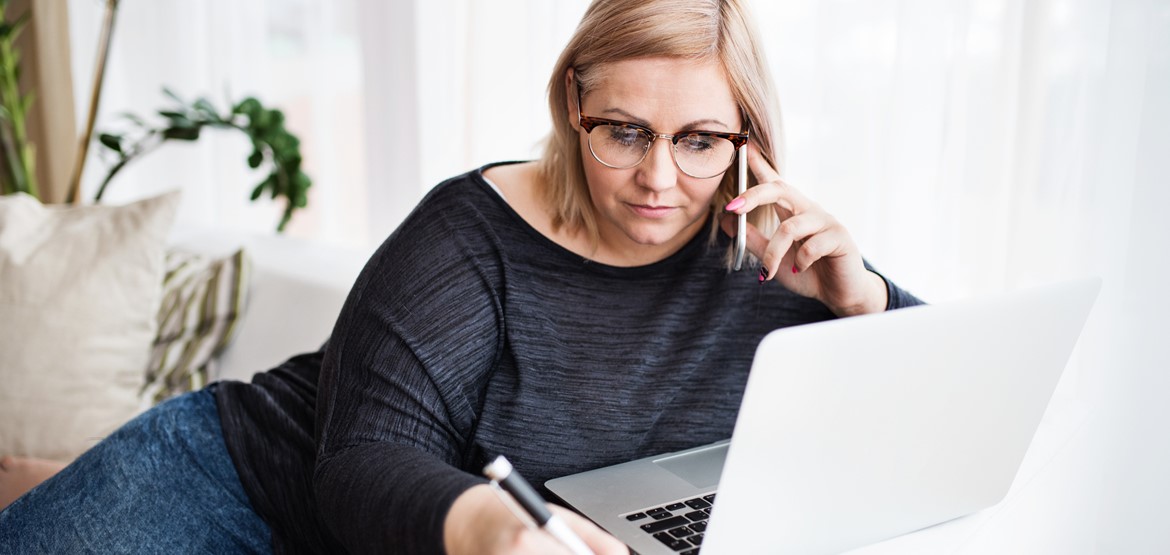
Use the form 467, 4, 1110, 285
627, 203, 676, 219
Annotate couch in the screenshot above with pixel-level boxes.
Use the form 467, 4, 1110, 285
166, 226, 372, 383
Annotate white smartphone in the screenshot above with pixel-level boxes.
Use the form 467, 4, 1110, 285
733, 144, 747, 271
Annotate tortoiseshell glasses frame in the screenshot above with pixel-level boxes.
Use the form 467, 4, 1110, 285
577, 99, 750, 179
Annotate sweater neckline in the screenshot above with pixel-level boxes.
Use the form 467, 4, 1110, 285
472, 161, 718, 279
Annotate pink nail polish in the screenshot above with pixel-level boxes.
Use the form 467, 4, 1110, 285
758, 267, 768, 284
725, 198, 746, 212
791, 265, 799, 274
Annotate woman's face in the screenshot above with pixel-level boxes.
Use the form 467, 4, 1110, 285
574, 57, 742, 264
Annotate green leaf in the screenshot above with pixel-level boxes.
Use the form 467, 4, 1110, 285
119, 112, 146, 126
158, 110, 191, 126
98, 133, 123, 153
277, 210, 292, 233
233, 97, 261, 118
249, 180, 266, 201
162, 87, 186, 106
292, 171, 311, 191
247, 149, 263, 169
193, 97, 217, 116
163, 126, 201, 141
8, 13, 29, 40
254, 109, 272, 130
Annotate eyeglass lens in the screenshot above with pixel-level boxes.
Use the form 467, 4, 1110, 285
588, 125, 737, 179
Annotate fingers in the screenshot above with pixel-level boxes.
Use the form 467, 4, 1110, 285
760, 213, 828, 278
723, 210, 848, 281
719, 212, 772, 262
726, 148, 812, 219
791, 227, 851, 273
746, 142, 780, 184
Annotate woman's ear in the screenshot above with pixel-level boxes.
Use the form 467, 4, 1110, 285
565, 68, 580, 131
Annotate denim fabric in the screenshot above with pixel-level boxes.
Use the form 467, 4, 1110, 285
0, 387, 271, 554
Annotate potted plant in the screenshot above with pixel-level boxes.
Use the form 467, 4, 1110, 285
0, 0, 310, 232
96, 91, 312, 232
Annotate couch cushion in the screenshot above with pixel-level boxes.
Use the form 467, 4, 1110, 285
0, 192, 179, 462
143, 248, 251, 405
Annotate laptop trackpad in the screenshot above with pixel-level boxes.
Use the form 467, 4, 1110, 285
652, 442, 729, 489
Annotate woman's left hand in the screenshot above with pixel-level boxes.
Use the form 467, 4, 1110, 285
720, 143, 887, 316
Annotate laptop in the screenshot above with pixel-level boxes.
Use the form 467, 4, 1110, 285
546, 278, 1100, 554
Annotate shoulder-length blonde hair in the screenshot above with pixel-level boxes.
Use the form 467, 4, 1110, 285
538, 0, 783, 262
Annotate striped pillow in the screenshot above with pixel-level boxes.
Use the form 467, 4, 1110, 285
143, 248, 251, 405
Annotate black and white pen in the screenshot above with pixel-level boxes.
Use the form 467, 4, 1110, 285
483, 455, 596, 555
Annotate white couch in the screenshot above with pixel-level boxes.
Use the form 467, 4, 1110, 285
167, 227, 372, 383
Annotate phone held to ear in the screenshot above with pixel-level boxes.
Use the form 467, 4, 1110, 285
733, 144, 747, 271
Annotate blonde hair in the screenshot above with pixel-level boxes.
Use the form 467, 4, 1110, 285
537, 0, 784, 261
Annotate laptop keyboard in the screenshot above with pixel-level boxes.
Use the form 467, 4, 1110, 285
622, 493, 715, 554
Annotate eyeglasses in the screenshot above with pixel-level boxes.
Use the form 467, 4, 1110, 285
577, 98, 749, 179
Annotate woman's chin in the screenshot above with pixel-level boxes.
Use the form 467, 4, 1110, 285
621, 224, 688, 248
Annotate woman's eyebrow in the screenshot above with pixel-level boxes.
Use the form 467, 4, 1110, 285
600, 107, 731, 131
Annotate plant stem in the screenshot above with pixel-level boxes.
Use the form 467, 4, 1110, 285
68, 0, 120, 204
94, 129, 162, 201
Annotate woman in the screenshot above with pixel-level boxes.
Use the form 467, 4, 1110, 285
0, 0, 920, 553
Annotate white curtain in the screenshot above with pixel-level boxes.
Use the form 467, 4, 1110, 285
69, 0, 370, 245
749, 1, 1169, 552
69, 0, 1169, 551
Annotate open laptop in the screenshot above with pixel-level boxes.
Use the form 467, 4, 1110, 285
546, 278, 1100, 554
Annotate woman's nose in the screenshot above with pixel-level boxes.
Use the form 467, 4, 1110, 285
637, 138, 677, 192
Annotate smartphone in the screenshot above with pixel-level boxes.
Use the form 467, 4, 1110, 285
733, 144, 747, 271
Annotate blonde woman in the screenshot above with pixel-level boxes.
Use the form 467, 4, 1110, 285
0, 1, 919, 553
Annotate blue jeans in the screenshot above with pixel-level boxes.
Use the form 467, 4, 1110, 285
0, 387, 271, 554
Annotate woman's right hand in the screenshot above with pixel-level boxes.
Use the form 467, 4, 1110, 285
444, 484, 629, 555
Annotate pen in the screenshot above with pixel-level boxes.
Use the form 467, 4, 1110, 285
483, 455, 596, 555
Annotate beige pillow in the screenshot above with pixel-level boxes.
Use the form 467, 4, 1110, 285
0, 191, 180, 462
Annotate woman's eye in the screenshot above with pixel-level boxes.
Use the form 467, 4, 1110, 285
606, 126, 643, 147
679, 134, 717, 153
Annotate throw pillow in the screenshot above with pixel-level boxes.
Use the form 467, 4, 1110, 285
143, 248, 251, 405
0, 191, 180, 463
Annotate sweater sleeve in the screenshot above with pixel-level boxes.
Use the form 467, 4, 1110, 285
314, 185, 502, 554
863, 259, 926, 310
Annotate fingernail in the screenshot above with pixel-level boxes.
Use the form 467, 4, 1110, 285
791, 265, 799, 274
725, 198, 746, 212
758, 267, 768, 284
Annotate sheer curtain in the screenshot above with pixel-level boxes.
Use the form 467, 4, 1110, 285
748, 1, 1169, 552
69, 0, 1168, 551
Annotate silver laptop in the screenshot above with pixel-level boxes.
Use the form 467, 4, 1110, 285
546, 278, 1100, 555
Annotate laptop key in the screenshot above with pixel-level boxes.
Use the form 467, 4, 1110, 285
681, 550, 700, 555
684, 498, 711, 510
668, 526, 694, 538
626, 512, 648, 521
690, 521, 708, 532
684, 510, 707, 522
640, 515, 690, 534
703, 493, 716, 503
665, 502, 686, 511
647, 507, 668, 515
651, 512, 674, 520
652, 532, 691, 551
689, 533, 704, 546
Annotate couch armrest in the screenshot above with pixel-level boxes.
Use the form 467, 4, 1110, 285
168, 228, 370, 383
